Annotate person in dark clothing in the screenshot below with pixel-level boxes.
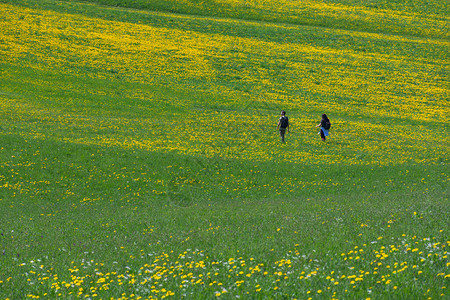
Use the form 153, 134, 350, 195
277, 110, 290, 143
316, 114, 331, 141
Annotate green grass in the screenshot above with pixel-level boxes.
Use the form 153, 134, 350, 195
0, 0, 449, 299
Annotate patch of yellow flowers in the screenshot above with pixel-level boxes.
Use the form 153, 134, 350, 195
0, 2, 448, 168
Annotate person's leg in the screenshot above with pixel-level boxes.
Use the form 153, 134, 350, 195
320, 129, 326, 141
280, 129, 285, 143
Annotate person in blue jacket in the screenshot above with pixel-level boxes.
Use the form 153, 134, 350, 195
316, 114, 331, 142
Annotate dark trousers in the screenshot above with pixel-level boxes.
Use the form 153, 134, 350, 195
279, 128, 286, 143
320, 129, 326, 141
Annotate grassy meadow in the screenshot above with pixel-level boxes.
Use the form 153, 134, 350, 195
0, 0, 449, 299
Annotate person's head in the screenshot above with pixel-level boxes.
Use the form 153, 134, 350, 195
281, 110, 286, 116
322, 114, 328, 120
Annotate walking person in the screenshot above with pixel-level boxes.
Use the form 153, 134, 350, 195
316, 114, 331, 142
277, 110, 290, 143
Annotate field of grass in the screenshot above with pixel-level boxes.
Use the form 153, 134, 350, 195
0, 0, 449, 299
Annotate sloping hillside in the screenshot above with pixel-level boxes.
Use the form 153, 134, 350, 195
0, 0, 448, 299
